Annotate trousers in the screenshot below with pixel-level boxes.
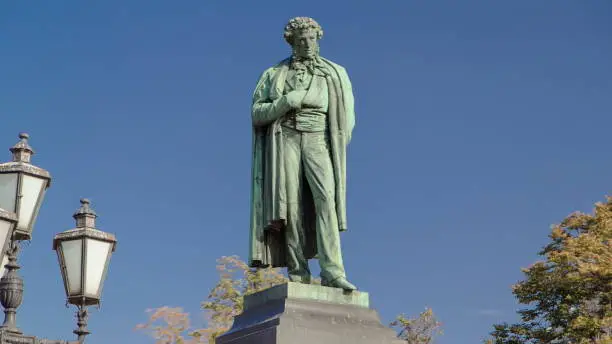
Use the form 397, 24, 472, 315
281, 126, 346, 282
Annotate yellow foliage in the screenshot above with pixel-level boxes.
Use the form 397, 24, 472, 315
489, 196, 612, 343
390, 307, 442, 344
135, 256, 286, 343
134, 307, 205, 344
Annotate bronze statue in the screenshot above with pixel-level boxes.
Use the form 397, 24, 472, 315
248, 17, 357, 290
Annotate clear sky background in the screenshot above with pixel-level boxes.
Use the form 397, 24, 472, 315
1, 1, 611, 343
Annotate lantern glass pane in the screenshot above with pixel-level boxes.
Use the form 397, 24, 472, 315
0, 220, 11, 248
17, 174, 45, 232
60, 239, 83, 295
0, 174, 18, 213
85, 238, 112, 296
0, 255, 7, 278
0, 219, 11, 277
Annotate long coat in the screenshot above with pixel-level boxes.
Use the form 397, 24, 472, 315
248, 57, 356, 268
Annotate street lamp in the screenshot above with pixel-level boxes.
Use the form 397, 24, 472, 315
0, 133, 117, 344
54, 198, 117, 342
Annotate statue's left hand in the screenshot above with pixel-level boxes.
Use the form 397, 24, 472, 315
285, 90, 307, 109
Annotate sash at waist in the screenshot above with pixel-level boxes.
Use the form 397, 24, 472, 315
282, 109, 327, 132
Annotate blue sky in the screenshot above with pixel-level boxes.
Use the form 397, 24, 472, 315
1, 1, 611, 343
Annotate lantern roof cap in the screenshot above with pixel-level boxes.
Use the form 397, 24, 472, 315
54, 199, 116, 250
52, 226, 117, 251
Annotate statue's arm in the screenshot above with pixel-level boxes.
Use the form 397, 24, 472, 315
340, 67, 356, 143
251, 70, 291, 127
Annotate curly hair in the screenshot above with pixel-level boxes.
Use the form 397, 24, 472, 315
283, 17, 324, 45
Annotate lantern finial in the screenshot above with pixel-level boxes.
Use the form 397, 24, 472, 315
9, 133, 34, 163
73, 199, 97, 228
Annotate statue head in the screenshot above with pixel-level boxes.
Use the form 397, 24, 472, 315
284, 17, 323, 60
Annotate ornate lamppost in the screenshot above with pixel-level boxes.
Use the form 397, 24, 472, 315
53, 199, 117, 342
0, 133, 117, 344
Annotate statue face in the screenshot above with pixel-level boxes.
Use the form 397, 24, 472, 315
292, 29, 318, 59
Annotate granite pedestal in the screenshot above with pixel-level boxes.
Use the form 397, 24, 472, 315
216, 282, 403, 344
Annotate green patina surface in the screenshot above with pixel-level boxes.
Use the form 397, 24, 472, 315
244, 282, 369, 311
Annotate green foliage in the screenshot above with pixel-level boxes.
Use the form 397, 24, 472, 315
136, 255, 441, 343
487, 197, 612, 344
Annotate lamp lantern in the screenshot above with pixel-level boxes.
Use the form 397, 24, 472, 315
53, 199, 116, 307
0, 133, 51, 241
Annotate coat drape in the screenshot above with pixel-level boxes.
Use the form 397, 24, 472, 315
248, 57, 355, 268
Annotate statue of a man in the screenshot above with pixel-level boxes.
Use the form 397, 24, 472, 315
248, 17, 357, 290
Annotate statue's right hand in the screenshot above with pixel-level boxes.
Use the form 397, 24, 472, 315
284, 90, 307, 110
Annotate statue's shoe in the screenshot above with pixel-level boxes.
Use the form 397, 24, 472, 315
321, 277, 357, 291
289, 274, 312, 284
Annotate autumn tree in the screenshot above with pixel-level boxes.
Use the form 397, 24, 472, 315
137, 255, 442, 343
487, 197, 612, 343
136, 256, 286, 343
199, 256, 287, 342
136, 306, 202, 344
390, 307, 443, 344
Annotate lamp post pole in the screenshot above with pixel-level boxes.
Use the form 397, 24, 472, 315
0, 238, 23, 335
74, 308, 90, 343
0, 133, 117, 344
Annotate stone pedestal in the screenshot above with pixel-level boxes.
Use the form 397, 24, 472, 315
217, 282, 403, 344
